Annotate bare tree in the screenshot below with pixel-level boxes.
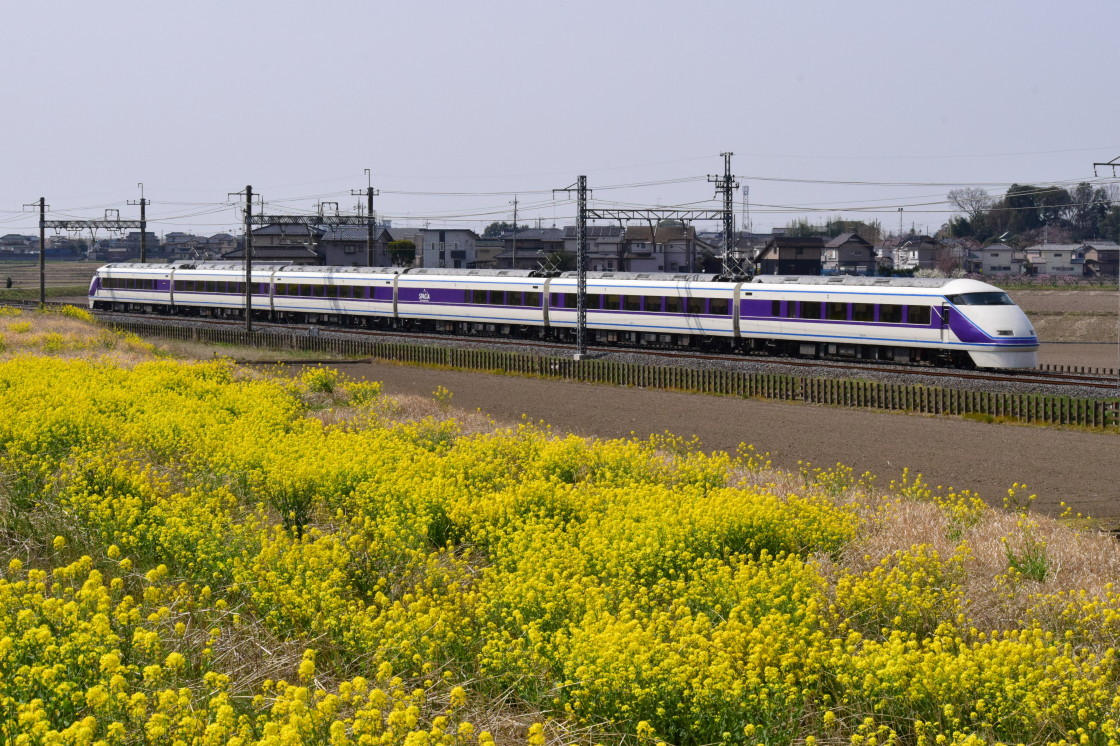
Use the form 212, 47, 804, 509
947, 187, 993, 223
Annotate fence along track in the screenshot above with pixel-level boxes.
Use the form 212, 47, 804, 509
111, 320, 1120, 430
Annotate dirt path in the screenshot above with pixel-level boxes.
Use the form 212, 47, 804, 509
330, 361, 1120, 521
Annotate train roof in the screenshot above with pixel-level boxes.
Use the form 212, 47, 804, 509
557, 271, 720, 282
751, 275, 957, 288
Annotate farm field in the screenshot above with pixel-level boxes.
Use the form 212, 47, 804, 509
324, 361, 1120, 522
2, 307, 1120, 744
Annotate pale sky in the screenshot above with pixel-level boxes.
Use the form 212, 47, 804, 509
2, 0, 1118, 239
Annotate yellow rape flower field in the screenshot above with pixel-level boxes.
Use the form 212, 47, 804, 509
1, 306, 1119, 746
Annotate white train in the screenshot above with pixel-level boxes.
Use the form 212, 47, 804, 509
89, 262, 1038, 369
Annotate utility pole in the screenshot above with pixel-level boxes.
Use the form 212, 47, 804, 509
351, 169, 379, 266
511, 195, 519, 269
29, 198, 47, 305
553, 177, 588, 359
708, 152, 740, 276
128, 183, 149, 262
229, 186, 254, 333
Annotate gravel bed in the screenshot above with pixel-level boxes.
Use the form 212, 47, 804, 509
308, 326, 1118, 401
100, 313, 1118, 400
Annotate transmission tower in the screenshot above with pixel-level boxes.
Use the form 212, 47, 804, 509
708, 152, 744, 277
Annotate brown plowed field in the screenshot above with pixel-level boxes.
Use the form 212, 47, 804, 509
331, 361, 1120, 523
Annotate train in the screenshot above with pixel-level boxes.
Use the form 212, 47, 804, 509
88, 262, 1039, 369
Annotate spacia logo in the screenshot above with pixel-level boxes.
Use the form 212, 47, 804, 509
418, 290, 431, 302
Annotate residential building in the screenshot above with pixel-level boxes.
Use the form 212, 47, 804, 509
822, 233, 877, 275
221, 224, 323, 264
121, 231, 160, 258
754, 236, 824, 275
319, 225, 394, 266
621, 225, 718, 273
203, 233, 238, 256
1023, 244, 1085, 275
893, 235, 940, 272
494, 228, 564, 270
0, 234, 39, 255
1082, 241, 1119, 277
978, 244, 1026, 275
392, 228, 478, 269
562, 225, 626, 271
163, 232, 209, 257
472, 237, 503, 268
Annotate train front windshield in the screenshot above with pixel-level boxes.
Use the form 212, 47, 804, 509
945, 292, 1014, 306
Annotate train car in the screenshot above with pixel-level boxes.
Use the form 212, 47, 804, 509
88, 262, 176, 313
545, 272, 738, 347
89, 263, 1038, 369
742, 276, 1037, 368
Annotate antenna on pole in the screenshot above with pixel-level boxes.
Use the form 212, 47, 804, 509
127, 183, 150, 262
351, 168, 379, 266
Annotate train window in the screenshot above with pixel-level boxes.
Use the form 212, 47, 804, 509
665, 296, 682, 313
206, 281, 217, 293
880, 304, 903, 323
771, 300, 782, 317
274, 284, 285, 296
604, 294, 620, 310
687, 297, 705, 315
341, 286, 352, 299
472, 289, 486, 304
785, 302, 798, 318
853, 303, 874, 322
325, 285, 338, 298
644, 296, 662, 312
907, 305, 931, 325
507, 291, 522, 306
525, 292, 541, 307
800, 301, 822, 319
586, 294, 602, 309
565, 293, 578, 309
624, 295, 641, 312
710, 298, 729, 316
947, 292, 1014, 306
311, 285, 323, 298
827, 302, 847, 321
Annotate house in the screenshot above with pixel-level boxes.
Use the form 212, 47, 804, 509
1081, 241, 1119, 277
121, 231, 160, 258
893, 235, 940, 271
978, 244, 1026, 275
416, 228, 479, 269
822, 233, 877, 275
318, 225, 394, 267
1023, 244, 1085, 275
221, 244, 320, 265
472, 237, 503, 268
621, 225, 719, 273
754, 236, 824, 275
163, 232, 209, 257
204, 233, 238, 256
494, 228, 565, 270
562, 225, 626, 271
0, 234, 38, 255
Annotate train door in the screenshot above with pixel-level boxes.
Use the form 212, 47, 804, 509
940, 303, 951, 343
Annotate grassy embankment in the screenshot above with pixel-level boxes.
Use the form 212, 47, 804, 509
2, 306, 1120, 745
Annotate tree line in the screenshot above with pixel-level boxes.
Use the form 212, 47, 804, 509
944, 183, 1120, 245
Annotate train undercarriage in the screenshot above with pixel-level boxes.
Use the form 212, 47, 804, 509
96, 298, 976, 369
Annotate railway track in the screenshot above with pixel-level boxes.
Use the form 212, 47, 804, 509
72, 307, 1119, 393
